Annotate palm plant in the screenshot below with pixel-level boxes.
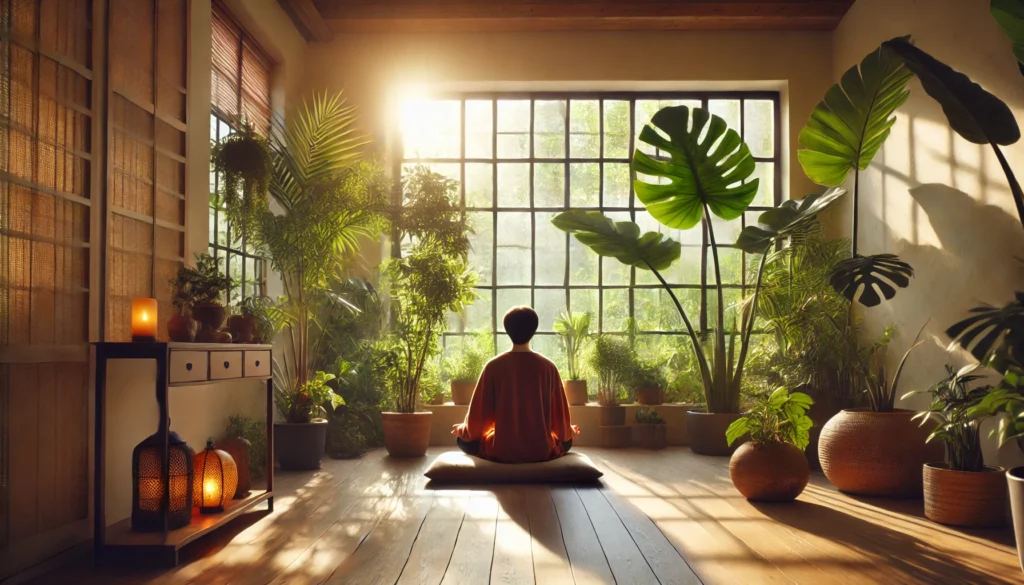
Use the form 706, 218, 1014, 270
554, 106, 844, 414
553, 309, 591, 382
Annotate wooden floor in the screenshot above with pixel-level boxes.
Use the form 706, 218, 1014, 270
26, 447, 1021, 585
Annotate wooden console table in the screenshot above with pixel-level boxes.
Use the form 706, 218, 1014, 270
92, 342, 274, 566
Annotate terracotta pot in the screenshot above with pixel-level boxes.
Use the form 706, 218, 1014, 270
818, 408, 943, 497
599, 405, 626, 426
451, 381, 475, 405
730, 442, 810, 502
220, 436, 252, 497
424, 395, 444, 406
599, 425, 632, 448
274, 420, 327, 470
381, 412, 432, 458
687, 410, 744, 456
923, 464, 1007, 528
228, 314, 257, 344
1008, 468, 1024, 571
564, 380, 589, 406
167, 314, 197, 342
192, 303, 227, 332
635, 387, 663, 406
633, 424, 667, 449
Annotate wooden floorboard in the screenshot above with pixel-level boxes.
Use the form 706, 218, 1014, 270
23, 447, 1021, 585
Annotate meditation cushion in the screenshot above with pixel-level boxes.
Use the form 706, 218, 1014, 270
424, 451, 604, 484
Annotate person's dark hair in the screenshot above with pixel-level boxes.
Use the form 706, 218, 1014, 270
503, 306, 539, 345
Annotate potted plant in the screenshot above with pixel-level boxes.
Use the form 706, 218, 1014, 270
210, 118, 272, 243
587, 335, 632, 424
227, 298, 259, 344
554, 106, 847, 456
274, 370, 343, 470
169, 253, 235, 342
726, 387, 814, 502
420, 361, 446, 406
634, 408, 667, 450
906, 365, 1006, 528
442, 334, 492, 405
379, 167, 477, 458
553, 309, 592, 405
817, 325, 942, 497
632, 357, 667, 406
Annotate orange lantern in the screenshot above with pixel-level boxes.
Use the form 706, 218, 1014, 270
131, 297, 158, 342
192, 440, 238, 513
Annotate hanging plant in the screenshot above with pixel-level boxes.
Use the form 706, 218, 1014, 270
210, 119, 273, 242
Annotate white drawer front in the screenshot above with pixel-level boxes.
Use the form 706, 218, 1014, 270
244, 350, 271, 378
169, 351, 208, 384
210, 351, 243, 380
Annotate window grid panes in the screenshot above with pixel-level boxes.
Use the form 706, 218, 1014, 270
398, 93, 781, 353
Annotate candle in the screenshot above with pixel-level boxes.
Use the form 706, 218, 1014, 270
131, 297, 158, 342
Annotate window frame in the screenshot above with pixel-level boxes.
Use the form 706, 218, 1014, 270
394, 91, 783, 352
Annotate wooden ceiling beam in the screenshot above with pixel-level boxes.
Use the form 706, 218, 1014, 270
278, 0, 334, 42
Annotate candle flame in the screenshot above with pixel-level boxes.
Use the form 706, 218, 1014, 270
141, 312, 149, 322
204, 480, 217, 496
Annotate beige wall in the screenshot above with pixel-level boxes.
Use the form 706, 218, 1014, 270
832, 0, 1024, 468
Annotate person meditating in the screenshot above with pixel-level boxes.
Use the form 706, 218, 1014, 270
451, 306, 581, 463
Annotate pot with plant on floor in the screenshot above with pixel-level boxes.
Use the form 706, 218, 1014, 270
168, 253, 235, 342
634, 407, 667, 450
443, 333, 492, 405
380, 167, 477, 458
275, 371, 342, 470
726, 387, 814, 502
587, 335, 632, 448
906, 365, 1006, 528
553, 105, 847, 457
554, 309, 592, 405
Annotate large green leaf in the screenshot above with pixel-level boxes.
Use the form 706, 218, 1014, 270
992, 0, 1024, 75
735, 187, 846, 254
550, 210, 680, 271
946, 291, 1024, 372
632, 106, 758, 230
829, 254, 914, 307
799, 39, 913, 187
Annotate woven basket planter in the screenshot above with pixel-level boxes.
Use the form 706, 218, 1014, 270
730, 442, 809, 502
818, 408, 943, 497
924, 464, 1007, 528
687, 410, 744, 456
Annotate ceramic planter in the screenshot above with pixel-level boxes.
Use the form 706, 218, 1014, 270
635, 387, 664, 406
167, 313, 197, 342
598, 405, 626, 426
274, 420, 327, 470
227, 314, 257, 344
1008, 468, 1024, 571
451, 381, 475, 405
192, 302, 227, 332
381, 412, 432, 457
730, 442, 809, 502
923, 463, 1007, 528
633, 424, 667, 449
818, 408, 942, 497
564, 380, 589, 405
687, 410, 744, 456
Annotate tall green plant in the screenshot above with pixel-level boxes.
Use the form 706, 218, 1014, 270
587, 335, 633, 406
907, 365, 990, 472
553, 309, 591, 381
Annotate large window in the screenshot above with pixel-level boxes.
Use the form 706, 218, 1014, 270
398, 93, 781, 360
208, 3, 272, 302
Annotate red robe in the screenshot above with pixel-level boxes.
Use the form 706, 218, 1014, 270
461, 351, 574, 463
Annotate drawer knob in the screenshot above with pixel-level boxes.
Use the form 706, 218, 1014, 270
185, 363, 192, 371
224, 361, 230, 369
255, 360, 261, 367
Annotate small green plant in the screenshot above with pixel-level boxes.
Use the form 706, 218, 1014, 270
907, 365, 991, 472
236, 296, 286, 344
225, 415, 267, 479
859, 323, 927, 412
726, 387, 815, 450
587, 335, 634, 406
443, 334, 493, 383
275, 370, 344, 423
210, 119, 272, 242
632, 357, 667, 390
554, 310, 592, 381
419, 361, 446, 404
169, 253, 234, 308
635, 408, 665, 424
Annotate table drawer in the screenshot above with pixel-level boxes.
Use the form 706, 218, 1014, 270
210, 351, 243, 380
244, 350, 271, 378
169, 351, 208, 384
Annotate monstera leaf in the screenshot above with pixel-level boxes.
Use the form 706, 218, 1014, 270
992, 0, 1024, 75
799, 39, 912, 188
632, 106, 758, 230
550, 210, 681, 271
735, 187, 846, 254
946, 292, 1024, 372
829, 254, 914, 307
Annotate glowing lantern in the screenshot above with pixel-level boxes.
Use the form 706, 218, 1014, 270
192, 440, 238, 513
131, 429, 194, 531
131, 297, 158, 342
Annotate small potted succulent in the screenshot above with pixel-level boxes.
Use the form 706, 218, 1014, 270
168, 253, 234, 342
274, 370, 343, 470
442, 334, 492, 405
726, 387, 814, 502
908, 365, 1006, 528
632, 357, 667, 405
554, 309, 592, 405
634, 408, 667, 449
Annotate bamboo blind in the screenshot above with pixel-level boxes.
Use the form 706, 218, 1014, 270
106, 0, 188, 342
212, 2, 272, 134
0, 0, 92, 555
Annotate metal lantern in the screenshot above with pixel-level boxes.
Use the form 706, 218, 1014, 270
131, 430, 195, 532
193, 440, 238, 513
